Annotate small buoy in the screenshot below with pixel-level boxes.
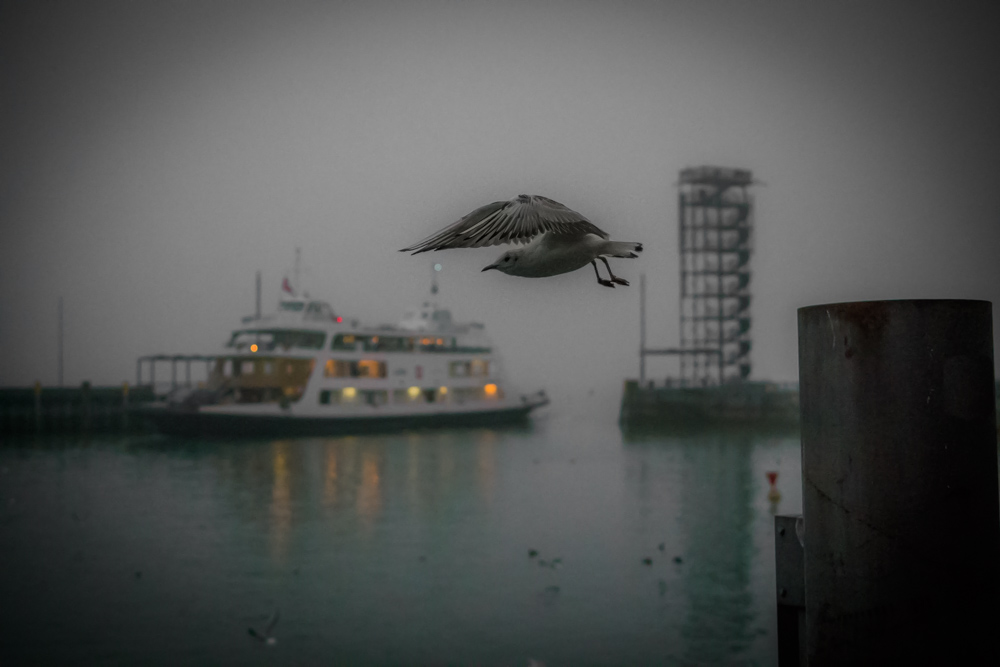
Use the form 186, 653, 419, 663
528, 549, 538, 558
642, 558, 653, 566
766, 471, 782, 502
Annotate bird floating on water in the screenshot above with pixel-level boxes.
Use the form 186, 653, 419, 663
400, 194, 643, 288
248, 608, 279, 646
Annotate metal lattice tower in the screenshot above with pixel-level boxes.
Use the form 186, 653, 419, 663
678, 166, 754, 385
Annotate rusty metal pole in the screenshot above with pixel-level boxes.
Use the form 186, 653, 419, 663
798, 300, 999, 665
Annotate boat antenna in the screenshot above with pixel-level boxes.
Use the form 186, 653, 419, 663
431, 262, 441, 295
294, 247, 301, 295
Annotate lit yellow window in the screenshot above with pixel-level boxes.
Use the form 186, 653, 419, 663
324, 360, 351, 377
342, 387, 357, 399
484, 383, 498, 396
356, 359, 386, 378
439, 386, 448, 395
407, 386, 420, 399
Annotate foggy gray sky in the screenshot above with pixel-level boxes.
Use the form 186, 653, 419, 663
3, 0, 999, 402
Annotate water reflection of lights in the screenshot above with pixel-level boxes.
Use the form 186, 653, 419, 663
323, 442, 339, 509
270, 440, 292, 562
357, 449, 382, 526
477, 431, 497, 506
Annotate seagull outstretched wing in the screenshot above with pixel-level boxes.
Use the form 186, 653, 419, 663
400, 194, 609, 254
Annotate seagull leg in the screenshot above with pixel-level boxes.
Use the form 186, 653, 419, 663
591, 260, 615, 288
600, 257, 630, 286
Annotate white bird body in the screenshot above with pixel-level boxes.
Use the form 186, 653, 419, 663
401, 195, 642, 288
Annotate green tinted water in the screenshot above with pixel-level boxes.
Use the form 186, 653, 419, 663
0, 411, 800, 665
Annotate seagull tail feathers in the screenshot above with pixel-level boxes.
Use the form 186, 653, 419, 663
602, 241, 644, 258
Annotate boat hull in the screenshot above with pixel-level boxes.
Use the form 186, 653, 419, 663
140, 401, 546, 438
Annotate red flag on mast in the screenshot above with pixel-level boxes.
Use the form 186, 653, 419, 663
282, 277, 294, 295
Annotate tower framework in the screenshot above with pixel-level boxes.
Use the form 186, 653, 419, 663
678, 166, 754, 385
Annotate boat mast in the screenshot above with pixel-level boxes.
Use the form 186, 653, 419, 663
294, 247, 301, 295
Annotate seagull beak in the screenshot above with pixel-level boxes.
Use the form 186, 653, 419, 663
482, 263, 498, 272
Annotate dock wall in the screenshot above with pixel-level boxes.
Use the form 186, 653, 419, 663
619, 379, 800, 429
0, 384, 157, 435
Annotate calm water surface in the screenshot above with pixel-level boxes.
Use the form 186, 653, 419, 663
1, 406, 801, 666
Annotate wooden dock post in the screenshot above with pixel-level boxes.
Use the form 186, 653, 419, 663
797, 300, 999, 664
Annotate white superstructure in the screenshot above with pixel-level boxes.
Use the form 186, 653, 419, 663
149, 264, 547, 435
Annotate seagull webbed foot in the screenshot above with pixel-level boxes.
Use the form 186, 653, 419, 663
599, 257, 629, 287
598, 279, 616, 288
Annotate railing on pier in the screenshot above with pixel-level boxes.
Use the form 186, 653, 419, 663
136, 355, 216, 397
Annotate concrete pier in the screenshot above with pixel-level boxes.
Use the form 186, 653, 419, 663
797, 300, 999, 664
0, 383, 156, 434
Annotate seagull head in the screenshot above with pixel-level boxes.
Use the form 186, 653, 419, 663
482, 250, 523, 275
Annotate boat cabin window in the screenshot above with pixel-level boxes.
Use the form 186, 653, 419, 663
319, 388, 388, 405
332, 334, 358, 350
324, 359, 387, 378
416, 337, 457, 352
304, 301, 335, 321
449, 360, 489, 377
363, 336, 415, 352
228, 329, 325, 351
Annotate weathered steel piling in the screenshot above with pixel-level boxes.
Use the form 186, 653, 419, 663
797, 300, 999, 664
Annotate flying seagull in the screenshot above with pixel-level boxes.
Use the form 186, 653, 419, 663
248, 608, 279, 646
400, 194, 643, 287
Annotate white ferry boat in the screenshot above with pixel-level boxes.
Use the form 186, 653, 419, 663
143, 270, 548, 437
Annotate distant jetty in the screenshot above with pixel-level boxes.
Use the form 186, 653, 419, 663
0, 383, 156, 435
619, 379, 799, 430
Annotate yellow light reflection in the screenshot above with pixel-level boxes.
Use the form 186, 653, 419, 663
270, 440, 292, 563
323, 443, 339, 509
478, 435, 497, 506
343, 387, 357, 399
357, 450, 382, 528
484, 383, 498, 396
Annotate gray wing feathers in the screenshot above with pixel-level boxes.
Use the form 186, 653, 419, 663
400, 195, 608, 254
